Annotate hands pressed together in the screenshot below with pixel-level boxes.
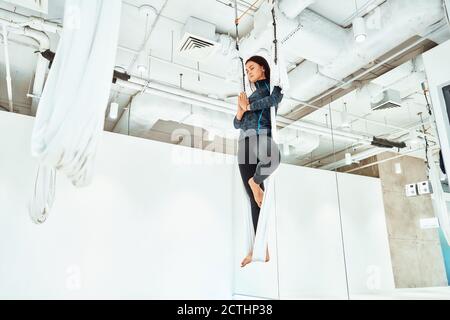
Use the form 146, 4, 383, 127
236, 92, 250, 121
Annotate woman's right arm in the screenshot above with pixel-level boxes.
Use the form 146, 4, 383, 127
234, 110, 245, 129
234, 93, 248, 129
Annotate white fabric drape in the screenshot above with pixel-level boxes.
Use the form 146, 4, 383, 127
242, 2, 289, 262
29, 0, 122, 224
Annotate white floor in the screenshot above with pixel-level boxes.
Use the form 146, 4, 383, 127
234, 287, 450, 300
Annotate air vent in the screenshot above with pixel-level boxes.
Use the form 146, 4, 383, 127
179, 35, 215, 52
178, 17, 218, 61
3, 0, 48, 13
371, 89, 402, 111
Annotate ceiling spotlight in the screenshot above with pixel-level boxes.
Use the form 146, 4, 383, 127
353, 17, 367, 43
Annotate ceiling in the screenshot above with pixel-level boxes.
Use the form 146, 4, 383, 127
0, 0, 448, 169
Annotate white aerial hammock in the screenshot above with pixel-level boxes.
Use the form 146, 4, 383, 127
235, 0, 290, 262
29, 0, 122, 224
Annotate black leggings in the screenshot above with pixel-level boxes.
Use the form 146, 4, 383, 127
238, 134, 281, 233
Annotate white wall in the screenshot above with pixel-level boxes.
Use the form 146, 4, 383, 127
0, 112, 235, 299
233, 162, 395, 299
0, 111, 394, 299
337, 173, 395, 296
275, 166, 349, 299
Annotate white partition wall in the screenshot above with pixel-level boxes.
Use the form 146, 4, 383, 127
275, 165, 349, 299
0, 112, 395, 299
0, 112, 235, 300
337, 173, 395, 297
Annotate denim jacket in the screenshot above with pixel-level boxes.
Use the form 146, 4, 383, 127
233, 79, 283, 139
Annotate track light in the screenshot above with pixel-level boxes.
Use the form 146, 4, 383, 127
353, 17, 367, 43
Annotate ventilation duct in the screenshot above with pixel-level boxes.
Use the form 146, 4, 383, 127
279, 0, 316, 19
287, 0, 444, 102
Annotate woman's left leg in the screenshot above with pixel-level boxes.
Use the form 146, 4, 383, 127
253, 134, 281, 185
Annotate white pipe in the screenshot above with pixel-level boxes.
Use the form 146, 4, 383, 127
113, 78, 371, 145
279, 0, 316, 19
128, 76, 236, 111
0, 8, 62, 34
2, 23, 13, 112
239, 2, 348, 66
2, 23, 50, 115
319, 148, 386, 171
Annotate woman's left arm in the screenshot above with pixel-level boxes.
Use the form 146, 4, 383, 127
249, 86, 284, 111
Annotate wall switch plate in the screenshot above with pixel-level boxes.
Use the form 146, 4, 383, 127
417, 180, 433, 195
405, 184, 418, 197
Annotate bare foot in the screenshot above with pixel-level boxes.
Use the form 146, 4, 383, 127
248, 178, 264, 208
265, 248, 270, 263
241, 253, 253, 268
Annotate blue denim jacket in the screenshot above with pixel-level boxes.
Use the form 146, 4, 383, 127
233, 79, 283, 139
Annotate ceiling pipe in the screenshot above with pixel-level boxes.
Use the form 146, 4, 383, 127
113, 77, 371, 145
287, 0, 444, 102
239, 1, 347, 66
0, 8, 62, 34
319, 120, 438, 171
279, 0, 316, 19
0, 21, 50, 115
282, 20, 448, 134
319, 148, 386, 171
1, 23, 13, 112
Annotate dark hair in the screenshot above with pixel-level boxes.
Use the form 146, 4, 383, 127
246, 56, 271, 82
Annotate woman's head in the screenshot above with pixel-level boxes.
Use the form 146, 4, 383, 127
245, 56, 270, 84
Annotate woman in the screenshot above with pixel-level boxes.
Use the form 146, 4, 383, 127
234, 56, 283, 268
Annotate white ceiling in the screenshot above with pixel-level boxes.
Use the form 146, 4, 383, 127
0, 0, 446, 166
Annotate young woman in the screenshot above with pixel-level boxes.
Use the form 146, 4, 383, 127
234, 56, 283, 268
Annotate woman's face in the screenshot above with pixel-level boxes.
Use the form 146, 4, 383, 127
245, 61, 266, 84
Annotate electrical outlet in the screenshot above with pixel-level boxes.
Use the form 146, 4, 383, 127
405, 184, 418, 197
417, 181, 433, 195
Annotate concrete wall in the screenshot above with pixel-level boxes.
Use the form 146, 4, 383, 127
377, 152, 448, 288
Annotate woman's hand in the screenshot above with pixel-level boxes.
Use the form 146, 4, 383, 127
238, 92, 250, 112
